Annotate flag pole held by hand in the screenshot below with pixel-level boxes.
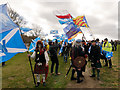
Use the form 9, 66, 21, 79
27, 51, 36, 86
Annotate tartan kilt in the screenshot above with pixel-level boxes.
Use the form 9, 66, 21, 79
34, 62, 48, 74
91, 61, 102, 68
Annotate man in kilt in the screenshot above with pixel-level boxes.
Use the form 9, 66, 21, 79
70, 39, 85, 83
89, 40, 102, 80
30, 40, 49, 87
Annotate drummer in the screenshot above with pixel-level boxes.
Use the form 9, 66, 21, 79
70, 39, 85, 83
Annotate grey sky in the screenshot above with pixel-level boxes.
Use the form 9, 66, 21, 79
0, 0, 118, 40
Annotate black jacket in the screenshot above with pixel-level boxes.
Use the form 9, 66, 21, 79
49, 45, 57, 57
89, 45, 100, 62
63, 45, 69, 54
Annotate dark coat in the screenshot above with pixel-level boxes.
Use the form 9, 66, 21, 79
63, 45, 69, 54
89, 45, 101, 61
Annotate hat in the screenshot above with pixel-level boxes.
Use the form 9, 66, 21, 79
49, 41, 52, 45
96, 38, 99, 41
82, 40, 85, 42
104, 38, 108, 41
91, 40, 96, 43
76, 39, 82, 43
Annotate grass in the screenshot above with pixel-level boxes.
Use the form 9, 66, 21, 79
2, 52, 72, 88
2, 45, 120, 88
99, 45, 119, 88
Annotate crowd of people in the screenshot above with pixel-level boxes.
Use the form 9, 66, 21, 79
2, 37, 117, 87
26, 37, 118, 87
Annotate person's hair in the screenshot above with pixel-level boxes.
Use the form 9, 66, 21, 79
49, 41, 52, 46
91, 40, 96, 43
35, 40, 43, 50
96, 38, 99, 42
104, 38, 108, 41
55, 39, 58, 44
82, 40, 85, 42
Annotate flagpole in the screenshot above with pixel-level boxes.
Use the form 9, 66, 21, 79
27, 51, 36, 86
6, 3, 36, 86
87, 27, 95, 40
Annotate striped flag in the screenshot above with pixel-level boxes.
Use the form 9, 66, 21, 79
56, 14, 72, 19
73, 16, 89, 27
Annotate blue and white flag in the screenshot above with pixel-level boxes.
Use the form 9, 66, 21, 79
58, 19, 73, 25
50, 30, 58, 34
58, 39, 68, 55
20, 27, 32, 34
29, 37, 40, 52
0, 4, 27, 63
53, 35, 60, 38
0, 4, 18, 33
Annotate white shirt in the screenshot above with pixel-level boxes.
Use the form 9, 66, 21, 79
31, 51, 49, 65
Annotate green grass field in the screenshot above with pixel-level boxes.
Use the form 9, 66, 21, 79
2, 52, 72, 88
2, 45, 119, 88
99, 45, 119, 88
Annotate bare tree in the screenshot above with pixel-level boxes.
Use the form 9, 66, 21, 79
30, 24, 44, 38
7, 7, 27, 27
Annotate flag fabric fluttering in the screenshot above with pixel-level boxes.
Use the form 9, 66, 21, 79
55, 10, 73, 25
53, 35, 60, 38
58, 19, 73, 25
20, 27, 32, 34
56, 14, 72, 19
0, 4, 27, 63
73, 16, 89, 27
63, 22, 82, 40
58, 39, 68, 55
29, 37, 41, 52
50, 30, 58, 34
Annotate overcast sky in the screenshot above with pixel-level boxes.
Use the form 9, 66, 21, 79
0, 0, 119, 40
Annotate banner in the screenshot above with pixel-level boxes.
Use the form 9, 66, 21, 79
50, 30, 58, 34
29, 37, 41, 52
0, 4, 27, 63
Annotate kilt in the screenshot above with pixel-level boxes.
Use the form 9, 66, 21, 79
34, 62, 47, 74
91, 61, 102, 68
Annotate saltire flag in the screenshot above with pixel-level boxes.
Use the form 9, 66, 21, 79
52, 35, 61, 43
53, 35, 60, 38
73, 16, 89, 27
58, 39, 68, 55
0, 4, 27, 63
50, 30, 58, 34
60, 34, 68, 41
29, 37, 40, 52
20, 27, 32, 34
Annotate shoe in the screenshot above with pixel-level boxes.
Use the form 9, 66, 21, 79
90, 75, 95, 77
109, 66, 112, 68
97, 77, 100, 80
71, 77, 77, 80
104, 65, 108, 67
50, 72, 54, 75
77, 80, 83, 83
55, 73, 61, 76
80, 74, 84, 77
43, 82, 46, 86
35, 82, 40, 87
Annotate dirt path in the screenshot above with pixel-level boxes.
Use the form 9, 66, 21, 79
66, 64, 103, 88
